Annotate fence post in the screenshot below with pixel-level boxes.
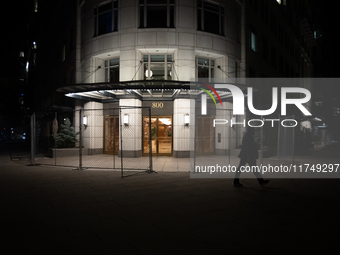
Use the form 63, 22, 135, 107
194, 121, 196, 172
228, 110, 231, 164
79, 109, 83, 170
30, 113, 36, 165
120, 107, 123, 177
277, 114, 281, 162
260, 115, 264, 166
149, 107, 153, 172
292, 115, 295, 165
54, 112, 57, 166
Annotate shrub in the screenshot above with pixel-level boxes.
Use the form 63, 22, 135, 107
55, 118, 79, 148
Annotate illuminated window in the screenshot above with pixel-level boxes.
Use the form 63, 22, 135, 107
139, 0, 175, 28
276, 0, 287, 5
105, 58, 119, 83
94, 0, 118, 36
314, 29, 322, 40
197, 0, 224, 36
34, 0, 38, 12
143, 55, 173, 80
250, 28, 257, 52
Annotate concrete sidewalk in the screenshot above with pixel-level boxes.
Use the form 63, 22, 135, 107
1, 144, 340, 254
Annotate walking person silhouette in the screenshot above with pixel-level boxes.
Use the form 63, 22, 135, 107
233, 127, 269, 187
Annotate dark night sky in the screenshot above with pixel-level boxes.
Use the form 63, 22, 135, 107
0, 1, 29, 128
0, 1, 29, 80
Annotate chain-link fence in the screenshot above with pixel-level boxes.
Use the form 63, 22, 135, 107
190, 99, 286, 178
191, 110, 297, 178
191, 105, 250, 178
277, 115, 295, 164
30, 107, 153, 177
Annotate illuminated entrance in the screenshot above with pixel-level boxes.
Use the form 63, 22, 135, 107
143, 116, 172, 156
103, 116, 119, 155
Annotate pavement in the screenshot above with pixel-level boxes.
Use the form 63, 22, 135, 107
1, 141, 340, 254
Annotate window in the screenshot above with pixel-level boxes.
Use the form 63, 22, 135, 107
250, 27, 257, 52
94, 0, 118, 37
143, 55, 173, 80
197, 0, 224, 36
139, 0, 175, 28
276, 0, 287, 5
196, 57, 215, 81
314, 29, 322, 40
34, 0, 38, 12
105, 58, 119, 83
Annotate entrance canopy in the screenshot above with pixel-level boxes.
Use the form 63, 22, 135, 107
57, 80, 245, 102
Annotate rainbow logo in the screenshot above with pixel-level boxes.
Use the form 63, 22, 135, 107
197, 82, 223, 106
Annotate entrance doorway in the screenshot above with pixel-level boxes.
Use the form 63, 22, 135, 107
103, 116, 119, 154
143, 116, 172, 156
196, 116, 215, 155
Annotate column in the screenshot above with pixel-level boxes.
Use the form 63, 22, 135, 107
173, 98, 195, 158
119, 98, 142, 157
83, 101, 103, 155
74, 99, 82, 148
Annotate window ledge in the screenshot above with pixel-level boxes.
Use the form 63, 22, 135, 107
137, 28, 176, 32
93, 30, 118, 39
196, 30, 225, 38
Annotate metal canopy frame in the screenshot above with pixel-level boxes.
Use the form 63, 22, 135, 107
58, 80, 248, 102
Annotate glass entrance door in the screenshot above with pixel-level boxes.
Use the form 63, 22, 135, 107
143, 116, 172, 156
104, 116, 119, 155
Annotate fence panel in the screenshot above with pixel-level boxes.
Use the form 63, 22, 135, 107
31, 107, 153, 176
120, 106, 153, 177
32, 111, 78, 167
277, 115, 295, 164
80, 108, 118, 170
191, 106, 248, 178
